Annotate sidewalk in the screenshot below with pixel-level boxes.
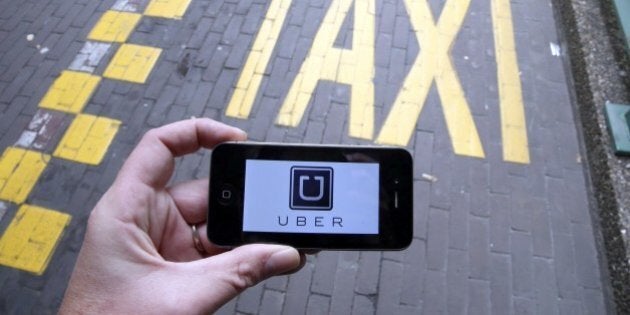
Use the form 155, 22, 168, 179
0, 0, 612, 313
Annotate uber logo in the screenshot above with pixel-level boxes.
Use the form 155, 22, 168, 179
290, 167, 333, 210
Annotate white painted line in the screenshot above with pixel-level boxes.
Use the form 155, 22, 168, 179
14, 131, 37, 148
69, 41, 112, 73
112, 0, 146, 13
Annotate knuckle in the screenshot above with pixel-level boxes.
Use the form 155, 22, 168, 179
229, 261, 262, 292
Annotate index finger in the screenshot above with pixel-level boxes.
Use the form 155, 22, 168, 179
117, 118, 247, 188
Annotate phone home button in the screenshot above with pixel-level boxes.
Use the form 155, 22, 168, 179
218, 184, 235, 206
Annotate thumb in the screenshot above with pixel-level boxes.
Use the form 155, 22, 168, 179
192, 244, 301, 312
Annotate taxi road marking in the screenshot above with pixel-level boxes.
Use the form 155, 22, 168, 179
223, 0, 531, 164
492, 0, 530, 164
0, 205, 71, 275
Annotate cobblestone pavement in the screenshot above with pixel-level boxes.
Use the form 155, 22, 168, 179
0, 0, 613, 313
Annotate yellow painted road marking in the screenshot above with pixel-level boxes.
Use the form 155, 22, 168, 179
276, 0, 376, 139
492, 0, 530, 164
377, 0, 484, 158
144, 0, 192, 19
87, 10, 142, 43
226, 0, 292, 119
54, 114, 121, 165
0, 205, 71, 275
104, 44, 162, 83
39, 71, 101, 114
0, 148, 50, 204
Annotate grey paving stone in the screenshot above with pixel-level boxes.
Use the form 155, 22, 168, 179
511, 231, 534, 299
513, 297, 535, 315
422, 269, 447, 314
376, 259, 404, 314
260, 289, 285, 315
221, 15, 243, 45
282, 263, 314, 315
533, 257, 560, 315
311, 252, 338, 295
188, 81, 214, 117
236, 281, 264, 314
446, 248, 468, 315
351, 294, 375, 315
426, 207, 448, 271
558, 299, 583, 315
413, 130, 433, 180
354, 251, 380, 296
449, 191, 469, 251
413, 180, 430, 240
329, 252, 359, 314
224, 33, 252, 69
490, 253, 512, 315
468, 279, 491, 315
306, 294, 330, 315
489, 193, 511, 254
469, 216, 490, 280
321, 102, 345, 144
400, 240, 425, 306
571, 224, 602, 289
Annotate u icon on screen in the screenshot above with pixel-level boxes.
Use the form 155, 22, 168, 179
290, 166, 333, 210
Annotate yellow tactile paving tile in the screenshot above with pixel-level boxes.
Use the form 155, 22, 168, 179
87, 10, 142, 43
39, 71, 101, 114
104, 44, 162, 84
0, 148, 50, 204
54, 114, 121, 165
144, 0, 192, 19
0, 205, 71, 275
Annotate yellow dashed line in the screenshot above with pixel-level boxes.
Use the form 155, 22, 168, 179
88, 10, 142, 43
492, 0, 530, 164
54, 114, 121, 165
226, 0, 293, 119
104, 44, 162, 84
0, 205, 71, 275
0, 148, 50, 204
376, 0, 484, 159
39, 71, 101, 114
144, 0, 192, 19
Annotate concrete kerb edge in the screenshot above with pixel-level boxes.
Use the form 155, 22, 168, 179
550, 0, 630, 312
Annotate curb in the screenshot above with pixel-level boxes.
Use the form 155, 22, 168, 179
550, 0, 630, 312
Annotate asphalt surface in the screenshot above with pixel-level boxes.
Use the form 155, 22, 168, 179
0, 0, 614, 313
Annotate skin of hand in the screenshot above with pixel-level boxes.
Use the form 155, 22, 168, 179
59, 118, 304, 314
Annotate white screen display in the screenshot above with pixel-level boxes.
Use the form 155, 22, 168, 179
243, 160, 379, 234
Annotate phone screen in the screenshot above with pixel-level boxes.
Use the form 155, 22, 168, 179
208, 142, 413, 250
243, 160, 379, 234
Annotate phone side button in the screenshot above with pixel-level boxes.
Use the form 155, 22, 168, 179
218, 184, 236, 206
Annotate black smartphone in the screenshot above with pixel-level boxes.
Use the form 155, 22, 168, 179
207, 142, 413, 250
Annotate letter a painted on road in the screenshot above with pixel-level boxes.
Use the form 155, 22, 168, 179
276, 0, 376, 139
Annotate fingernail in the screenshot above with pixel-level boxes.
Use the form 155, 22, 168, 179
264, 248, 300, 275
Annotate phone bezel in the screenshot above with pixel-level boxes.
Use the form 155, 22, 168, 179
208, 142, 413, 250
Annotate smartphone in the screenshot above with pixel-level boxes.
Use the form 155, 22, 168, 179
207, 142, 413, 250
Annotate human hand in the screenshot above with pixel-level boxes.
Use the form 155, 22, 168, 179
60, 118, 303, 314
